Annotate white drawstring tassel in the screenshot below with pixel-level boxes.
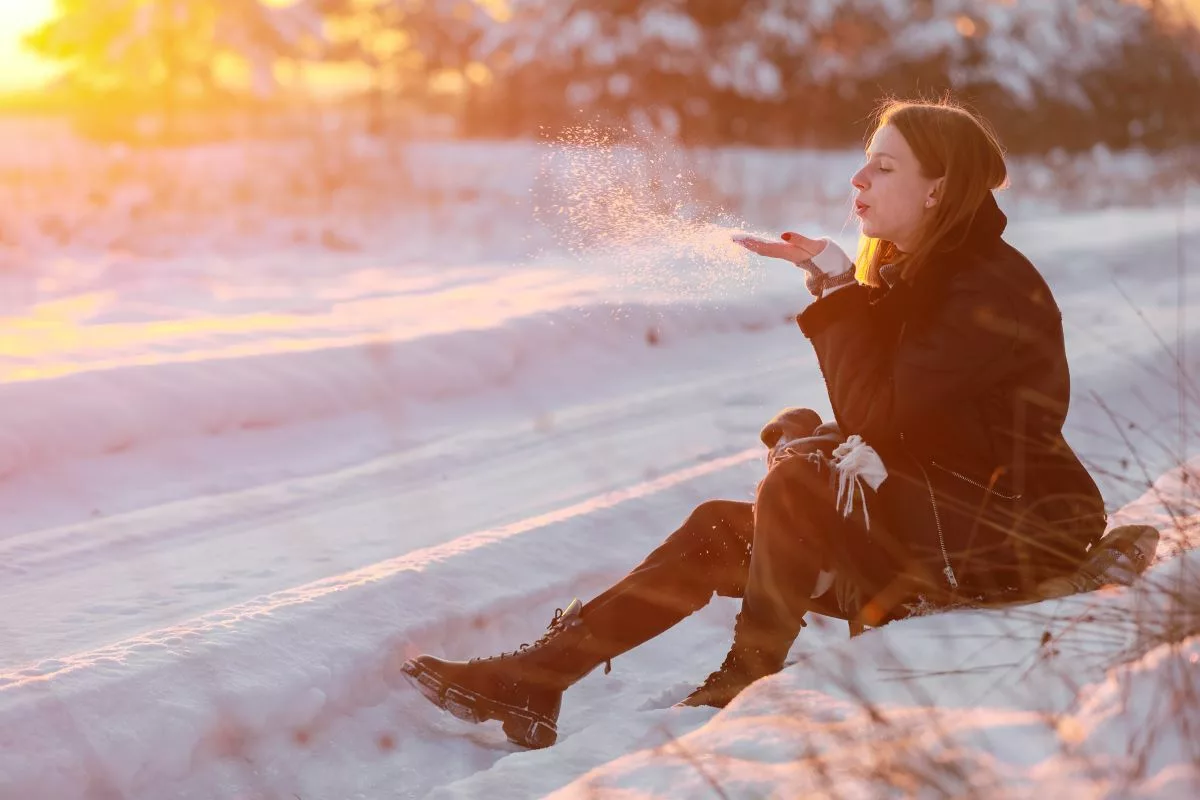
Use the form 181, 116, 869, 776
830, 434, 888, 530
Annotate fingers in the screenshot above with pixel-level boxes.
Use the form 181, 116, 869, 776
734, 231, 829, 267
781, 233, 827, 259
781, 232, 818, 245
735, 239, 792, 260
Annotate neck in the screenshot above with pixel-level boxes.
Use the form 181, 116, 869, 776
892, 216, 933, 254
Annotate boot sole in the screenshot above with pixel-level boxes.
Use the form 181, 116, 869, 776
400, 658, 558, 749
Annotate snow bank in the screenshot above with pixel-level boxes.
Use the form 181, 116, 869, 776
555, 634, 1200, 798
549, 554, 1200, 799
538, 484, 1200, 800
0, 290, 801, 484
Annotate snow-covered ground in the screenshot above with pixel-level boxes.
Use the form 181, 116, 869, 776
0, 130, 1198, 798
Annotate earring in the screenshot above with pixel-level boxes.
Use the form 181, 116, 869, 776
925, 199, 935, 208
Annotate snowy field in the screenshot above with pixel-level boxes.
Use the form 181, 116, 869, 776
0, 124, 1198, 798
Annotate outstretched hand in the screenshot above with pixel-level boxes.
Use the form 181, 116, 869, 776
733, 232, 855, 280
732, 232, 828, 267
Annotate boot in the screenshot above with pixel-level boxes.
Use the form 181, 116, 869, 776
677, 611, 796, 709
401, 599, 611, 749
1035, 524, 1160, 599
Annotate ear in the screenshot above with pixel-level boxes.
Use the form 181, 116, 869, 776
924, 177, 944, 209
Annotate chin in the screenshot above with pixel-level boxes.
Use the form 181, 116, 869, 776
859, 219, 895, 242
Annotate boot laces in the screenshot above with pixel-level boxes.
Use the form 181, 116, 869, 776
695, 647, 746, 693
470, 607, 570, 664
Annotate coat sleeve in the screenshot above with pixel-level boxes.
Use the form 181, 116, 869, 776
795, 280, 1019, 447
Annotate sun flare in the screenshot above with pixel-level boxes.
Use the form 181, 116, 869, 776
0, 0, 60, 91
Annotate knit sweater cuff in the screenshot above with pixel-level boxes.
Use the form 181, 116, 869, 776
796, 283, 869, 339
811, 237, 854, 274
821, 279, 857, 299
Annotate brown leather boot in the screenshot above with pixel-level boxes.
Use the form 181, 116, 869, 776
677, 611, 795, 709
401, 599, 611, 749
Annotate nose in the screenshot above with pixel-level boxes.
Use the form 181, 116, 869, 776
851, 166, 868, 191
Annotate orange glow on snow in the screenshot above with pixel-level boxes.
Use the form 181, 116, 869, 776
0, 268, 605, 383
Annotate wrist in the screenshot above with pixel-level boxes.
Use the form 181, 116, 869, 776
809, 237, 854, 275
807, 268, 858, 297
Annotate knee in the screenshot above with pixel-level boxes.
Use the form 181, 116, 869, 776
678, 500, 751, 554
757, 456, 826, 511
685, 499, 745, 535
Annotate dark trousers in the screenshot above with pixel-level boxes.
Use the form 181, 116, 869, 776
579, 454, 923, 663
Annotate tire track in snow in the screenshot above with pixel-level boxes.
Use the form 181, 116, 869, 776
1, 339, 805, 667
0, 447, 758, 692
0, 447, 764, 799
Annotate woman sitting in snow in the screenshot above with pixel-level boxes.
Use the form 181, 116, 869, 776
402, 99, 1109, 749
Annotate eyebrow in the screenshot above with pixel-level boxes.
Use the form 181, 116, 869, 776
867, 151, 895, 159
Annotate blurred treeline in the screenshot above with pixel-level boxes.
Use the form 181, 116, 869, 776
20, 0, 1200, 152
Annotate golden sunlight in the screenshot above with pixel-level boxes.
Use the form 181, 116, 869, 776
0, 0, 1197, 101
0, 0, 60, 90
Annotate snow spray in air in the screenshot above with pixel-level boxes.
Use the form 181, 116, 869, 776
533, 125, 773, 300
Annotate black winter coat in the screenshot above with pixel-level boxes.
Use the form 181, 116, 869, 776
796, 193, 1107, 596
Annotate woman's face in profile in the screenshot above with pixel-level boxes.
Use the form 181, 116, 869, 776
850, 125, 939, 252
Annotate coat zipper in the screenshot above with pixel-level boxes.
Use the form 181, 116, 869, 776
930, 462, 1023, 500
900, 431, 959, 590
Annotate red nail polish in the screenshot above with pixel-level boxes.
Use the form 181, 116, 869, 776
781, 233, 792, 241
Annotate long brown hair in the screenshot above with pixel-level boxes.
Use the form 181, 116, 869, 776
854, 99, 1009, 288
